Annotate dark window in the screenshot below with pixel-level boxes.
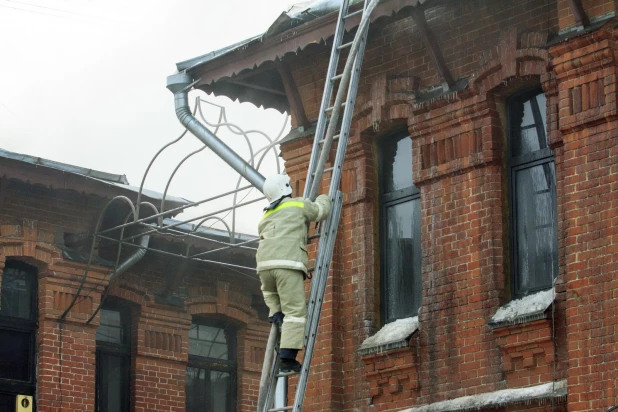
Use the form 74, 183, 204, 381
508, 89, 558, 297
380, 133, 422, 323
96, 302, 131, 412
0, 261, 37, 402
186, 321, 236, 412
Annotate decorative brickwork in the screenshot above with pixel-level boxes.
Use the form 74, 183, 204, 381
144, 330, 183, 352
53, 290, 92, 314
360, 341, 420, 405
493, 319, 556, 386
132, 305, 190, 412
553, 25, 618, 133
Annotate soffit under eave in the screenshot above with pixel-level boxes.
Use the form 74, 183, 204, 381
190, 0, 430, 88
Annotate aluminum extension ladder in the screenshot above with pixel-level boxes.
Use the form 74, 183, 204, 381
259, 0, 373, 410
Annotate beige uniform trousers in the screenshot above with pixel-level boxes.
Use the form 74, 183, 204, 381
259, 268, 307, 349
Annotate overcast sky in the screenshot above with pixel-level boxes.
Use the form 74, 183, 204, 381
0, 0, 303, 234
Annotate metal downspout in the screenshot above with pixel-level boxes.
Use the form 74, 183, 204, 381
166, 72, 266, 193
86, 234, 150, 324
109, 234, 151, 282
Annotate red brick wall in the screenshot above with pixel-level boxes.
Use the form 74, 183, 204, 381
550, 26, 618, 411
0, 184, 269, 410
279, 1, 617, 411
0, 179, 100, 234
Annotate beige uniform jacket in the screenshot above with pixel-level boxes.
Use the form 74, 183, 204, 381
256, 195, 331, 273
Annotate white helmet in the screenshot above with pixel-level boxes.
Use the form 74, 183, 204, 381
263, 174, 293, 203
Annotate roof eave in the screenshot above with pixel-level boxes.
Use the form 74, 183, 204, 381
184, 0, 426, 86
0, 156, 189, 213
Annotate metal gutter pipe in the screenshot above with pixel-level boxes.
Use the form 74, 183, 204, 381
166, 72, 266, 193
108, 234, 150, 282
85, 234, 150, 324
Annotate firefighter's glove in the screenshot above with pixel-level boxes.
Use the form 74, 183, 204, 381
269, 312, 284, 327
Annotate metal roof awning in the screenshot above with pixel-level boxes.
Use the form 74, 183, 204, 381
0, 147, 190, 210
178, 0, 429, 102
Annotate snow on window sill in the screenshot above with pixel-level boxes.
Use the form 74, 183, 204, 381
358, 316, 419, 356
398, 379, 567, 412
488, 289, 555, 329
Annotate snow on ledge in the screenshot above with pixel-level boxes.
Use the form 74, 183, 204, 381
358, 317, 419, 356
399, 380, 567, 412
489, 289, 555, 328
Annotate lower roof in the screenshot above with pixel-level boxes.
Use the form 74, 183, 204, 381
0, 148, 190, 211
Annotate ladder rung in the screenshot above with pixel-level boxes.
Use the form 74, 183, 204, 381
331, 73, 343, 81
325, 101, 346, 112
338, 41, 353, 50
276, 371, 300, 378
311, 167, 334, 177
344, 9, 363, 19
308, 233, 322, 240
268, 407, 293, 412
319, 134, 340, 145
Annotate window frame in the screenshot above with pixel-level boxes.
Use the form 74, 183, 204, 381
186, 319, 237, 412
0, 260, 38, 397
95, 301, 131, 412
379, 131, 422, 325
506, 88, 559, 298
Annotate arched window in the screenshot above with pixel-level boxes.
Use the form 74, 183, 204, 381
0, 260, 37, 409
380, 132, 422, 323
95, 301, 131, 412
507, 88, 558, 297
186, 320, 237, 411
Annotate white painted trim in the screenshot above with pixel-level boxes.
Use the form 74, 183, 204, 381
283, 316, 306, 323
257, 260, 307, 272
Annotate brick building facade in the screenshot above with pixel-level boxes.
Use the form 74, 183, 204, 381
0, 150, 270, 411
178, 0, 618, 410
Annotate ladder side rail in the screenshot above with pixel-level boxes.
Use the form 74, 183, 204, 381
307, 0, 379, 201
304, 191, 338, 343
327, 18, 370, 201
293, 192, 344, 411
261, 0, 377, 408
306, 1, 370, 331
263, 354, 283, 411
297, 2, 374, 410
305, 228, 329, 337
304, 192, 340, 354
258, 325, 280, 411
303, 0, 352, 198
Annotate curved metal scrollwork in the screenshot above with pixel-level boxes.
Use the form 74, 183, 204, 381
83, 95, 289, 289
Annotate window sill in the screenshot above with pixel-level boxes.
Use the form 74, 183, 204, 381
488, 289, 555, 329
358, 317, 421, 400
358, 316, 419, 356
489, 289, 557, 381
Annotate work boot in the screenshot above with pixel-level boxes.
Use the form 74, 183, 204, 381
279, 358, 302, 375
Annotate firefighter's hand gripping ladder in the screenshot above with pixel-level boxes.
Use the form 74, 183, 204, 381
257, 0, 379, 410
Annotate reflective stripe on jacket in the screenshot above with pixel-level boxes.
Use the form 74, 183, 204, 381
256, 194, 331, 273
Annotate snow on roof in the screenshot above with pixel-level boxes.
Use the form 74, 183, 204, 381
489, 289, 555, 328
358, 316, 419, 355
400, 380, 567, 412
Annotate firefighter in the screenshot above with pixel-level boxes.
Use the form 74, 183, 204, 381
257, 174, 331, 373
